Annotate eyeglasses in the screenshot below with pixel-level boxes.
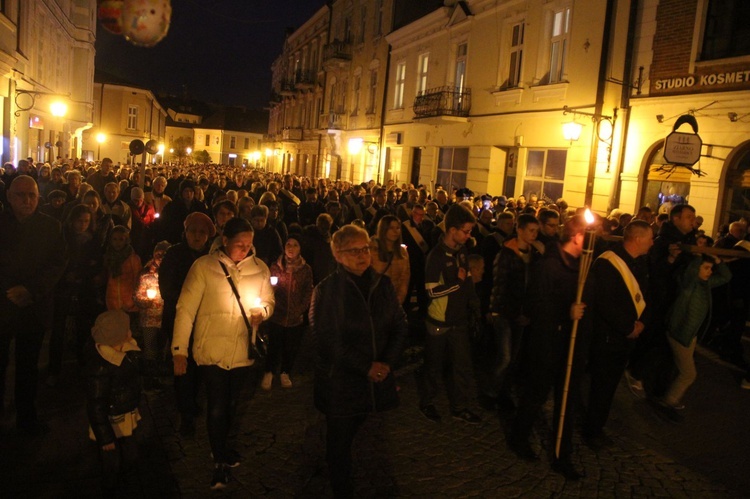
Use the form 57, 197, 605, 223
339, 246, 370, 256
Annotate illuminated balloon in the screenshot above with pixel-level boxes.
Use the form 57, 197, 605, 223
121, 0, 172, 48
98, 0, 125, 35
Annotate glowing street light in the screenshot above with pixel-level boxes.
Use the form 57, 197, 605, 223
562, 120, 583, 143
96, 132, 106, 160
50, 101, 67, 117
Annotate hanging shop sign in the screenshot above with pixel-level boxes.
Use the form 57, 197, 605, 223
663, 115, 702, 166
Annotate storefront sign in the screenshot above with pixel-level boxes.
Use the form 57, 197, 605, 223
663, 115, 702, 166
653, 69, 750, 93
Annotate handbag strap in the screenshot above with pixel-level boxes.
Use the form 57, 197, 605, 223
219, 261, 253, 331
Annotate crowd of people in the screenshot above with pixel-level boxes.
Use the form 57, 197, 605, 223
0, 157, 749, 494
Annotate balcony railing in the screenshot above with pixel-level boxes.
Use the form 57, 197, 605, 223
279, 80, 296, 95
321, 112, 347, 130
322, 40, 352, 65
295, 70, 317, 88
413, 86, 471, 119
281, 127, 303, 141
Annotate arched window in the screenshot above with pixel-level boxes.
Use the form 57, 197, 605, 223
642, 141, 692, 214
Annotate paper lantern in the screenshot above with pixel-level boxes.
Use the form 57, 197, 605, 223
121, 0, 172, 48
98, 0, 125, 35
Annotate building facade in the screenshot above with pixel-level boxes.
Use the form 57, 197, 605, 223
0, 0, 97, 165
83, 80, 168, 165
622, 0, 750, 233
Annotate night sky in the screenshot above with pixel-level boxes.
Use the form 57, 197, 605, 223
96, 0, 328, 110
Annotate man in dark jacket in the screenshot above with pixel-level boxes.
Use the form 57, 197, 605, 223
509, 216, 587, 479
159, 179, 209, 244
0, 175, 66, 435
418, 204, 481, 424
489, 213, 544, 409
159, 212, 214, 436
310, 224, 407, 498
582, 220, 652, 448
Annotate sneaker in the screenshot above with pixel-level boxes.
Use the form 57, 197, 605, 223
624, 370, 644, 396
647, 398, 684, 423
552, 458, 584, 480
280, 372, 292, 388
741, 378, 750, 390
261, 372, 273, 391
210, 464, 230, 490
419, 404, 441, 423
451, 409, 482, 425
224, 449, 242, 468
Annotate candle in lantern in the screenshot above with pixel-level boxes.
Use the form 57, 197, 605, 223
146, 288, 157, 299
270, 276, 279, 286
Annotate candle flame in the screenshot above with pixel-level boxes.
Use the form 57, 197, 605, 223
270, 276, 279, 286
146, 288, 157, 299
584, 208, 595, 225
254, 297, 262, 308
154, 213, 160, 219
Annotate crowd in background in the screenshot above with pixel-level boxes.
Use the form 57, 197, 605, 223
1, 156, 749, 492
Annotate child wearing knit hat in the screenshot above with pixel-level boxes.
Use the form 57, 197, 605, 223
84, 309, 142, 491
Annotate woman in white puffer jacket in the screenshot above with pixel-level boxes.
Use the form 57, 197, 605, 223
172, 217, 274, 490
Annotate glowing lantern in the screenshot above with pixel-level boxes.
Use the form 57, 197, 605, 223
98, 0, 125, 35
121, 0, 172, 48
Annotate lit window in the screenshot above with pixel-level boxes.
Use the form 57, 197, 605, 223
127, 105, 138, 130
394, 62, 406, 109
508, 22, 524, 88
522, 149, 567, 203
437, 147, 469, 190
417, 53, 429, 95
548, 7, 571, 84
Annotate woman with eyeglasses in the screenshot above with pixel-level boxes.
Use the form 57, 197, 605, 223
310, 224, 408, 497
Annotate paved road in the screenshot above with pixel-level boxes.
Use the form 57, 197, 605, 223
1, 333, 748, 498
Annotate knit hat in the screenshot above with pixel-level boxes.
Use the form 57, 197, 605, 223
183, 212, 216, 237
91, 310, 131, 346
286, 232, 303, 247
154, 240, 171, 254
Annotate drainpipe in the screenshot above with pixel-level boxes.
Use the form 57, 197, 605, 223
608, 0, 640, 212
584, 0, 616, 207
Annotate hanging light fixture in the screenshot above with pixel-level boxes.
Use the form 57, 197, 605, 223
562, 120, 583, 142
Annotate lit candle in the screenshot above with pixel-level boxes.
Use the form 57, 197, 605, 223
146, 288, 157, 299
154, 213, 160, 219
270, 276, 279, 286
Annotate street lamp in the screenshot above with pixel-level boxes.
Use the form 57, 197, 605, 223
186, 147, 192, 165
157, 144, 165, 164
50, 101, 67, 117
96, 132, 106, 160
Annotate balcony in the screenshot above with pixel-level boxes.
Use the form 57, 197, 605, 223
281, 127, 303, 141
322, 40, 352, 69
279, 80, 296, 96
295, 70, 317, 89
413, 86, 471, 122
321, 111, 347, 130
269, 92, 282, 105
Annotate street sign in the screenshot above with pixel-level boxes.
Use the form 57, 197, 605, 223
663, 131, 702, 166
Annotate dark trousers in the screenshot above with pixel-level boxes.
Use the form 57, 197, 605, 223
418, 324, 472, 412
201, 365, 249, 464
174, 354, 202, 417
100, 435, 138, 490
326, 414, 367, 499
512, 341, 584, 460
0, 310, 46, 427
584, 346, 630, 437
265, 322, 304, 374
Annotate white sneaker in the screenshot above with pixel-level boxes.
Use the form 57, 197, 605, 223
261, 372, 273, 391
280, 373, 292, 388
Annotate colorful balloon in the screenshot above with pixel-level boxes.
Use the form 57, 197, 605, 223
121, 0, 172, 48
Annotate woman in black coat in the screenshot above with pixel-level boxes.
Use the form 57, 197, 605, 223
309, 224, 407, 498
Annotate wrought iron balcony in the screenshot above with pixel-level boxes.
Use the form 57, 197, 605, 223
279, 80, 296, 96
281, 127, 303, 141
323, 40, 352, 67
413, 86, 471, 120
295, 70, 317, 89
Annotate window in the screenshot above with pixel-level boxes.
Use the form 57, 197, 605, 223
437, 147, 469, 190
375, 0, 384, 37
417, 53, 429, 95
205, 134, 210, 147
358, 6, 367, 43
454, 42, 468, 92
353, 74, 361, 113
548, 7, 570, 83
127, 105, 138, 130
343, 14, 352, 43
394, 62, 406, 109
508, 22, 524, 87
244, 137, 250, 149
522, 149, 567, 202
368, 69, 378, 113
230, 136, 236, 149
701, 0, 750, 60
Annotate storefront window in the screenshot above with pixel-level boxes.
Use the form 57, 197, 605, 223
642, 143, 691, 214
724, 147, 750, 223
